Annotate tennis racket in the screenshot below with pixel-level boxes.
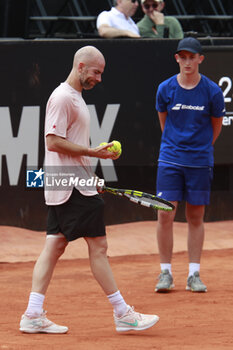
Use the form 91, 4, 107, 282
100, 186, 174, 211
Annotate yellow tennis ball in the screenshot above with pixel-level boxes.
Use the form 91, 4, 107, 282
107, 140, 122, 153
99, 141, 122, 156
116, 148, 122, 156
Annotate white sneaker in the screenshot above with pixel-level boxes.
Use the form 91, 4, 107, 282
114, 306, 159, 332
19, 311, 68, 334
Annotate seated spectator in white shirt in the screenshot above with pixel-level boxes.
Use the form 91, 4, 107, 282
97, 0, 140, 38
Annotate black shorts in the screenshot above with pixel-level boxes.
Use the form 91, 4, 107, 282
47, 188, 106, 242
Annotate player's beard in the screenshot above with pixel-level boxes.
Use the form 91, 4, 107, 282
80, 71, 97, 90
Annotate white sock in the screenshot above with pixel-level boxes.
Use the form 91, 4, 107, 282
25, 292, 45, 318
107, 290, 128, 317
188, 263, 200, 277
160, 263, 172, 275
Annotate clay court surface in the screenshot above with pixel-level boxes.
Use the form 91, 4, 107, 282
1, 220, 233, 350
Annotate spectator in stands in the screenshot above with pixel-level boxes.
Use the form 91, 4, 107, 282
137, 0, 184, 38
96, 0, 140, 38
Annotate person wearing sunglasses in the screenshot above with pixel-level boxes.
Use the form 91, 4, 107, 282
137, 0, 183, 38
97, 0, 140, 38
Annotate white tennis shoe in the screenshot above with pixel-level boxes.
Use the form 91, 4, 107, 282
19, 311, 68, 334
114, 305, 159, 332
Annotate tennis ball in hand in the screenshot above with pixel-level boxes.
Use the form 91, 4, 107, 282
99, 141, 122, 156
108, 140, 122, 156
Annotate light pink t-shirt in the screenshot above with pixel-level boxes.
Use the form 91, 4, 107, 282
44, 82, 97, 205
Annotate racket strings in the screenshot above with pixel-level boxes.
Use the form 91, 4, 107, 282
102, 186, 174, 211
124, 193, 173, 211
138, 195, 171, 209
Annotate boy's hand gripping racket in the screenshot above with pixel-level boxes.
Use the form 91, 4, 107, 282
99, 186, 174, 211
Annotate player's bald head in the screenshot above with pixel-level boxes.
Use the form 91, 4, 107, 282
73, 46, 105, 68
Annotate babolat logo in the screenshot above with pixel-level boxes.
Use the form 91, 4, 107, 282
26, 168, 45, 188
172, 104, 205, 111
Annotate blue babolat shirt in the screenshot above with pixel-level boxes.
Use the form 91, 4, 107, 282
156, 74, 225, 167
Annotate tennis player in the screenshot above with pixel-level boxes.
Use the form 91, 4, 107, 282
155, 37, 225, 293
19, 46, 159, 333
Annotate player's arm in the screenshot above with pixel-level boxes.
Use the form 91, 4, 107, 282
46, 134, 119, 159
211, 116, 223, 145
98, 24, 140, 38
158, 111, 168, 132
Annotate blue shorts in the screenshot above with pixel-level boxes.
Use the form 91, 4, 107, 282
156, 163, 213, 205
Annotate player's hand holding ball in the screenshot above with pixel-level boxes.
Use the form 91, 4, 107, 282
99, 140, 122, 159
107, 140, 122, 156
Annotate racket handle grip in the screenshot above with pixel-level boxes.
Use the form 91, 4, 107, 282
97, 185, 105, 193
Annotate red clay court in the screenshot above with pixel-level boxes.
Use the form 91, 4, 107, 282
1, 220, 233, 349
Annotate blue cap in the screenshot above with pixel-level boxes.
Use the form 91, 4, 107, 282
176, 37, 202, 54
